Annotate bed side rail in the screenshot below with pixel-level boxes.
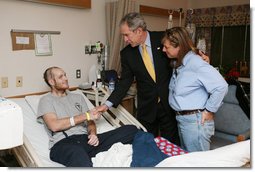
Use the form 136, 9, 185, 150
98, 88, 147, 132
12, 134, 43, 167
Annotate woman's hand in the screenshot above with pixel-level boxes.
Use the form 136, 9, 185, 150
199, 50, 210, 63
88, 134, 99, 146
201, 110, 214, 125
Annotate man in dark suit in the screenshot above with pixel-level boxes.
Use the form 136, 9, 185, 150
95, 12, 209, 145
94, 12, 180, 145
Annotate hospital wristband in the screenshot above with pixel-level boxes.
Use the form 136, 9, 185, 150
69, 116, 75, 126
86, 112, 91, 121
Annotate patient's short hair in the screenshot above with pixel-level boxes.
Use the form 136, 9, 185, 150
43, 66, 60, 87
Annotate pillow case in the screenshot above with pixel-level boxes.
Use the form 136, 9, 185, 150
24, 89, 114, 133
25, 94, 46, 115
24, 90, 94, 115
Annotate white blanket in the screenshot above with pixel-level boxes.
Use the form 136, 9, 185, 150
16, 91, 251, 167
156, 140, 250, 167
92, 142, 132, 167
92, 140, 250, 167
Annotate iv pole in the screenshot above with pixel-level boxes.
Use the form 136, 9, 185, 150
167, 8, 183, 28
178, 8, 183, 26
168, 10, 173, 29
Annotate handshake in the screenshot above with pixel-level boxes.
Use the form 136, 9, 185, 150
87, 104, 109, 121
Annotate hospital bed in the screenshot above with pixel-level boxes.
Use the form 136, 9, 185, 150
10, 88, 146, 167
9, 88, 250, 167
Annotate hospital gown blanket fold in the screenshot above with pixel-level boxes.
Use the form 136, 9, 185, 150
92, 142, 132, 167
92, 131, 187, 167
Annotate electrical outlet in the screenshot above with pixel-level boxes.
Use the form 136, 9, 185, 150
16, 76, 23, 87
76, 69, 81, 78
1, 77, 8, 88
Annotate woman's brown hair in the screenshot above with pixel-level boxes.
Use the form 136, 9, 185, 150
162, 27, 199, 67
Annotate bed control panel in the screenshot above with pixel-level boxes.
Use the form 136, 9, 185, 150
0, 97, 20, 111
0, 97, 23, 149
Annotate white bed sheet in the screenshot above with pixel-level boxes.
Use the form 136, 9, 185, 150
11, 90, 116, 167
156, 139, 250, 167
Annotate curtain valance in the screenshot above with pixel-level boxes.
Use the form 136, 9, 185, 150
186, 4, 250, 27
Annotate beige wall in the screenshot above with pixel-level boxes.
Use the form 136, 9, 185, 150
0, 0, 189, 97
138, 0, 188, 31
0, 0, 106, 97
0, 0, 250, 97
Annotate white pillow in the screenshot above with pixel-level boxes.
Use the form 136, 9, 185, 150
24, 89, 114, 133
24, 90, 94, 115
156, 140, 250, 167
25, 94, 46, 115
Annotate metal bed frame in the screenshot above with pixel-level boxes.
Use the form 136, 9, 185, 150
12, 87, 146, 167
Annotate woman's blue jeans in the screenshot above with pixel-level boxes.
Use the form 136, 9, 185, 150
176, 112, 215, 152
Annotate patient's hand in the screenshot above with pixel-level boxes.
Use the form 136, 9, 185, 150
89, 109, 101, 120
88, 134, 99, 146
92, 104, 109, 119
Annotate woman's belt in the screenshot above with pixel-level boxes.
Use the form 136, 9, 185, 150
175, 109, 204, 115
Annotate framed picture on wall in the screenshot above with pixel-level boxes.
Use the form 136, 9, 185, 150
11, 32, 35, 51
34, 33, 53, 56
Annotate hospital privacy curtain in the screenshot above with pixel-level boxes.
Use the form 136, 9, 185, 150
105, 0, 139, 74
186, 4, 250, 27
185, 4, 250, 76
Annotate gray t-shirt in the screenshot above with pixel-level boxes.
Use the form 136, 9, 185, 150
37, 91, 89, 149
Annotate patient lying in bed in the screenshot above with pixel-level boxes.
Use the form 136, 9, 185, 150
10, 66, 250, 167
14, 89, 250, 167
37, 66, 139, 167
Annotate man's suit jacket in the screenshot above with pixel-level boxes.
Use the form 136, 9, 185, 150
107, 31, 175, 123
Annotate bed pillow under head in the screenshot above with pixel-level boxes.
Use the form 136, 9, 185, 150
24, 90, 94, 123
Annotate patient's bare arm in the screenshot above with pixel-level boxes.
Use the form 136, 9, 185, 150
87, 120, 99, 146
42, 112, 86, 132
